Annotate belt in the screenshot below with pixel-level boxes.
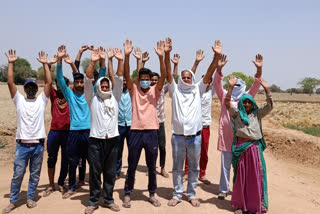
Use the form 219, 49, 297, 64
202, 125, 210, 129
176, 130, 201, 139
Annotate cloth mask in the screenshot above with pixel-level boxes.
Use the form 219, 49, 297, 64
96, 77, 114, 116
140, 80, 151, 89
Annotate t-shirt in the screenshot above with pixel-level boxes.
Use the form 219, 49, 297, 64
118, 90, 132, 126
50, 88, 70, 130
85, 75, 123, 139
129, 84, 161, 130
13, 91, 49, 140
201, 85, 215, 126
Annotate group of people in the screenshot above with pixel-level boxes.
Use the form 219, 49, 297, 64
3, 38, 273, 214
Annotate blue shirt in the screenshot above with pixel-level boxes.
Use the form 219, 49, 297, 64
56, 64, 91, 130
118, 90, 132, 126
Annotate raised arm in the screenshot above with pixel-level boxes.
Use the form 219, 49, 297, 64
114, 48, 124, 76
56, 45, 70, 98
36, 51, 52, 97
155, 39, 166, 91
63, 54, 78, 74
5, 50, 19, 98
75, 45, 90, 71
257, 79, 273, 119
164, 38, 173, 84
133, 47, 142, 85
141, 51, 150, 68
248, 54, 263, 97
225, 75, 237, 110
86, 48, 100, 79
191, 49, 205, 73
123, 39, 134, 90
171, 53, 180, 83
213, 54, 228, 102
203, 40, 222, 84
105, 47, 115, 88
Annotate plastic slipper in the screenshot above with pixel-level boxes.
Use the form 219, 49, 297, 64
2, 204, 16, 213
43, 188, 55, 197
84, 205, 98, 214
148, 197, 161, 207
167, 198, 181, 207
199, 177, 211, 185
122, 196, 131, 208
62, 191, 75, 199
189, 199, 200, 207
105, 203, 120, 212
26, 200, 37, 209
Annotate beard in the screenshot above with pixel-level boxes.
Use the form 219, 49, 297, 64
75, 86, 84, 93
26, 89, 37, 98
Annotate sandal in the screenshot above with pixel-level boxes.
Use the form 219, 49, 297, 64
160, 170, 169, 178
189, 199, 200, 207
2, 204, 16, 213
122, 196, 131, 208
234, 209, 243, 214
58, 185, 64, 193
199, 177, 211, 185
26, 199, 37, 209
167, 198, 181, 207
43, 187, 55, 197
148, 197, 161, 207
84, 205, 98, 214
105, 203, 120, 212
62, 190, 75, 199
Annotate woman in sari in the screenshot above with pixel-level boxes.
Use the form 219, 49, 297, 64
225, 75, 273, 214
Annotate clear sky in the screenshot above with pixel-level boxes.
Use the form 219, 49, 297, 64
0, 0, 319, 89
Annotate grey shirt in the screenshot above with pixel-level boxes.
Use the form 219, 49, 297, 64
228, 98, 273, 140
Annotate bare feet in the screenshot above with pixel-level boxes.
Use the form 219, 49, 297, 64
2, 204, 16, 213
160, 168, 169, 178
122, 195, 131, 208
62, 190, 75, 199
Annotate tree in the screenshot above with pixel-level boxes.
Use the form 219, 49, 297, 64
298, 77, 320, 94
80, 57, 99, 73
223, 72, 254, 91
37, 65, 56, 81
316, 88, 320, 94
0, 65, 8, 82
13, 58, 35, 84
131, 69, 138, 82
269, 84, 282, 93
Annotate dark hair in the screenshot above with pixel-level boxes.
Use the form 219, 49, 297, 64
151, 72, 160, 78
55, 76, 69, 85
138, 68, 152, 79
73, 72, 84, 81
100, 77, 110, 85
94, 70, 99, 77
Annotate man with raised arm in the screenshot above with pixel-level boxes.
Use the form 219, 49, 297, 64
165, 39, 222, 207
214, 54, 263, 200
55, 45, 91, 199
3, 50, 51, 213
122, 39, 166, 208
84, 47, 124, 214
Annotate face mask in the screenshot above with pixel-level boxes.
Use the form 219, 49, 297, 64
140, 80, 151, 89
26, 88, 37, 98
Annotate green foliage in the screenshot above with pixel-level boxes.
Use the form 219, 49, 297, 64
298, 77, 320, 94
269, 84, 282, 93
37, 65, 56, 81
12, 58, 34, 84
80, 58, 99, 73
131, 69, 137, 82
223, 72, 254, 91
0, 65, 8, 82
316, 88, 320, 94
284, 124, 320, 137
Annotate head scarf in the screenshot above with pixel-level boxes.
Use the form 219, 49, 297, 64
96, 77, 114, 116
231, 77, 246, 101
237, 94, 258, 125
178, 69, 196, 93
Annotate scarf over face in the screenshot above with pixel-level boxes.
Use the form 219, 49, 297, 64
178, 69, 196, 93
96, 77, 114, 116
237, 94, 258, 125
231, 77, 246, 101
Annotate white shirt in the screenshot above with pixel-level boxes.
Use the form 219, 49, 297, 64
168, 79, 207, 135
13, 91, 49, 140
201, 85, 215, 126
85, 76, 123, 139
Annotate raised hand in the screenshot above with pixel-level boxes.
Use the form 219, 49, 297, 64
123, 39, 133, 56
154, 40, 165, 57
57, 45, 66, 59
217, 54, 228, 69
91, 48, 100, 62
133, 47, 142, 60
142, 51, 150, 63
195, 49, 205, 62
63, 54, 73, 64
106, 48, 113, 59
260, 78, 269, 89
164, 37, 172, 53
228, 75, 238, 87
80, 45, 89, 53
49, 55, 58, 64
252, 54, 263, 69
99, 46, 106, 60
171, 53, 180, 64
88, 45, 95, 51
36, 51, 48, 64
113, 48, 123, 61
212, 40, 222, 56
5, 49, 19, 63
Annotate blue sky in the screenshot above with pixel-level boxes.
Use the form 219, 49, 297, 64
0, 0, 319, 89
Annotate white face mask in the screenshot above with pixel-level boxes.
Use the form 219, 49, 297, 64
96, 77, 115, 116
178, 69, 196, 92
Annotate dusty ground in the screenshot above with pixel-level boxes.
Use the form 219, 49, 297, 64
0, 85, 319, 214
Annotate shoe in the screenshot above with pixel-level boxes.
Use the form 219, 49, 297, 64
218, 192, 228, 200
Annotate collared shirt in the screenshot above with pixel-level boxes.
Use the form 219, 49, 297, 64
168, 79, 207, 135
157, 84, 169, 123
201, 85, 215, 126
84, 75, 123, 139
118, 90, 132, 126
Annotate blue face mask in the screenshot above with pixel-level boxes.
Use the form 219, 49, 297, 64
140, 80, 151, 89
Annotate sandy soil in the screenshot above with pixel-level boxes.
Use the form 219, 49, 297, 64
0, 85, 319, 214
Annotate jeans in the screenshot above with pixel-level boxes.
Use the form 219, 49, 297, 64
171, 134, 201, 201
66, 130, 89, 191
78, 158, 86, 182
116, 125, 131, 177
124, 130, 158, 196
47, 130, 69, 186
10, 141, 44, 204
157, 122, 166, 168
88, 137, 119, 206
219, 151, 233, 193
